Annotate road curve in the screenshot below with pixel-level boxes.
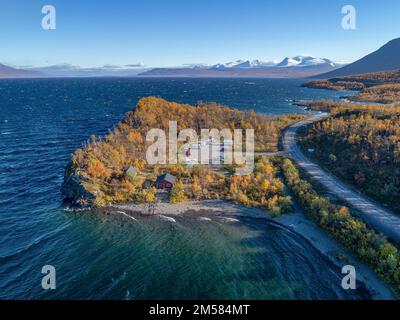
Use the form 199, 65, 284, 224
283, 113, 400, 244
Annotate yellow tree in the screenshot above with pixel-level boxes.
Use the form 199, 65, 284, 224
169, 180, 187, 204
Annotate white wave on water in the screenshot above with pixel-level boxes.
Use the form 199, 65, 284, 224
115, 211, 137, 221
159, 215, 176, 223
63, 207, 86, 212
199, 217, 212, 221
219, 217, 240, 223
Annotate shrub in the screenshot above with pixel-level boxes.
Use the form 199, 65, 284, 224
169, 180, 187, 204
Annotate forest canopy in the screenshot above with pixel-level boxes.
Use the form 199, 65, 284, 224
303, 69, 400, 104
299, 101, 400, 213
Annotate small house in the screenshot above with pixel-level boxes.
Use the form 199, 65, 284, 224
155, 173, 176, 189
125, 166, 137, 180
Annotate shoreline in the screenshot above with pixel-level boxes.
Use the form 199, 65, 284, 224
105, 199, 395, 300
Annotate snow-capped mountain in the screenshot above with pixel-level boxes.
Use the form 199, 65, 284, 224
208, 56, 337, 69
236, 59, 278, 68
277, 55, 337, 67
139, 55, 345, 78
211, 60, 244, 69
211, 59, 278, 69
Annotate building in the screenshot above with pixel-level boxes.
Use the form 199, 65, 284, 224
155, 173, 176, 189
125, 166, 137, 180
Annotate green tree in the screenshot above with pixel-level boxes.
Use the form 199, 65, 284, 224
278, 196, 294, 214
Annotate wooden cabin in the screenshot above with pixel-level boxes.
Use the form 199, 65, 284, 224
125, 166, 137, 180
155, 173, 176, 189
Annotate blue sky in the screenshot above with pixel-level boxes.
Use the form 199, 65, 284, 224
0, 0, 399, 67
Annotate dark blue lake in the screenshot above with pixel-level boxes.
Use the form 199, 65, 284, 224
0, 77, 365, 299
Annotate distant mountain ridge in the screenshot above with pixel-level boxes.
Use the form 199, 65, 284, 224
0, 55, 342, 78
26, 63, 149, 77
0, 64, 45, 78
315, 38, 400, 78
4, 38, 400, 79
139, 55, 342, 78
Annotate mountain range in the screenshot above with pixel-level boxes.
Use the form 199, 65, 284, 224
0, 63, 149, 78
2, 38, 400, 78
25, 63, 149, 77
0, 56, 340, 78
139, 56, 342, 78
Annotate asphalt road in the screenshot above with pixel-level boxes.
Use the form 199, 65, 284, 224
281, 113, 400, 244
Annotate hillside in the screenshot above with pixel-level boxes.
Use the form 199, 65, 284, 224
304, 69, 400, 103
315, 38, 400, 78
299, 102, 400, 213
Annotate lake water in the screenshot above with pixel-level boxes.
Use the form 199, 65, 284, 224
0, 78, 366, 299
